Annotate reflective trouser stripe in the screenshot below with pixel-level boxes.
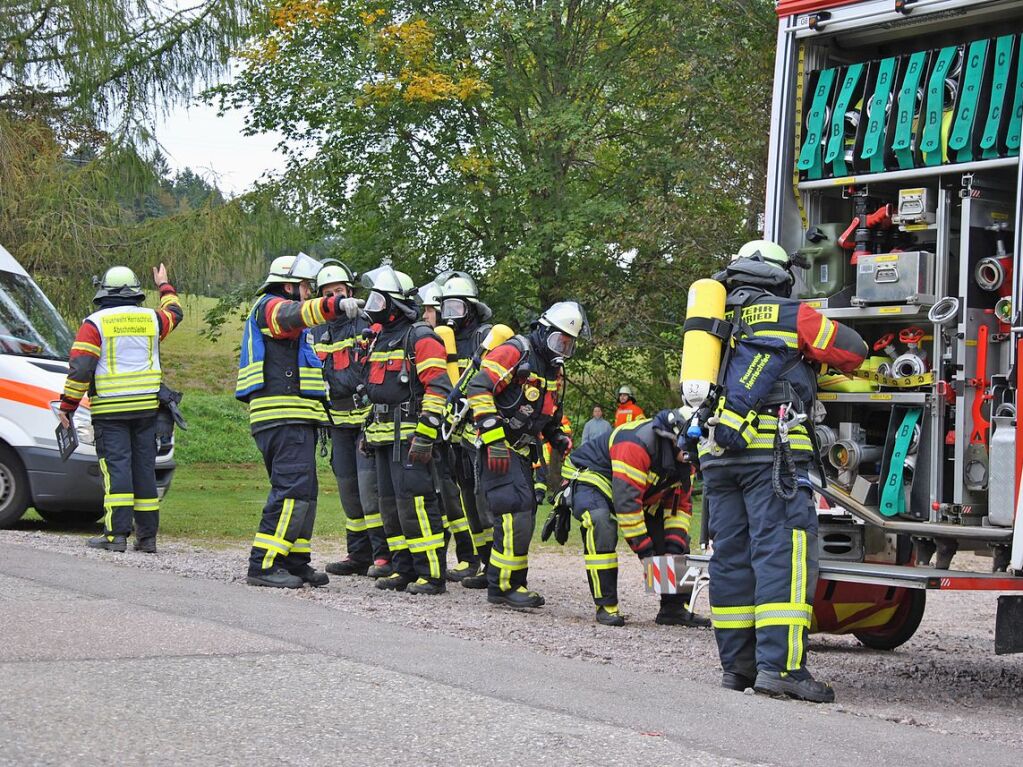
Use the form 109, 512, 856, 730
346, 517, 368, 533
785, 528, 810, 670
582, 510, 603, 598
472, 529, 493, 547
711, 605, 756, 630
387, 534, 409, 552
364, 513, 383, 529
492, 513, 527, 591
292, 538, 311, 555
99, 458, 132, 536
133, 497, 159, 512
411, 496, 442, 579
253, 532, 290, 556
257, 498, 295, 570
448, 516, 471, 534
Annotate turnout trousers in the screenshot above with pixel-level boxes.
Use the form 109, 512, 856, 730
248, 424, 319, 577
570, 483, 691, 608
329, 427, 388, 565
436, 447, 477, 566
704, 462, 818, 675
453, 444, 493, 567
374, 442, 446, 585
479, 452, 535, 595
94, 415, 159, 541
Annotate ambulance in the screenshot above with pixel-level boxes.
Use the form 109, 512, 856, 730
0, 244, 175, 527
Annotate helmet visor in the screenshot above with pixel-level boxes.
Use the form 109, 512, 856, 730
360, 265, 405, 296
546, 330, 577, 360
287, 252, 323, 281
364, 291, 388, 314
441, 298, 468, 321
417, 283, 441, 307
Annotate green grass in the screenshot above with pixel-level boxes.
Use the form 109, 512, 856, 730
158, 292, 245, 394
174, 393, 261, 465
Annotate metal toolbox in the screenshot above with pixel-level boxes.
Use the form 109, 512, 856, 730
853, 250, 934, 305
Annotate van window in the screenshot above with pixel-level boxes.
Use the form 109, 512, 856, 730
0, 272, 74, 359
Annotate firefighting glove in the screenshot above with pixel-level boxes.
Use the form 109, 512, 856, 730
626, 534, 655, 560
408, 413, 442, 464
334, 296, 364, 319
550, 431, 573, 457
476, 415, 510, 474
535, 487, 547, 506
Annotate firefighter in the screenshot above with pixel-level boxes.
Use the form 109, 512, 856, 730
467, 301, 587, 609
614, 385, 645, 426
416, 276, 478, 581
314, 261, 390, 578
564, 409, 707, 627
439, 273, 495, 585
237, 252, 360, 589
700, 240, 867, 702
362, 265, 453, 595
59, 264, 183, 553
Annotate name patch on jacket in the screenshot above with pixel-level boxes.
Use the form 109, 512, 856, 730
101, 314, 156, 337
725, 304, 780, 325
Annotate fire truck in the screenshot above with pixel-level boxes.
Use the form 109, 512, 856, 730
735, 0, 1023, 653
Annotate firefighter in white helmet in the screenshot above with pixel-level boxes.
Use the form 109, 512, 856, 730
466, 301, 586, 609
237, 252, 361, 589
59, 264, 183, 553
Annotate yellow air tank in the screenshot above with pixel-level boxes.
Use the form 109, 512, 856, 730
434, 325, 461, 385
480, 323, 515, 353
679, 278, 727, 409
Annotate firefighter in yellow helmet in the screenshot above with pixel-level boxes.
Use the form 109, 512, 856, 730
59, 264, 183, 553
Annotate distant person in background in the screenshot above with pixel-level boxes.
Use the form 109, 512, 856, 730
614, 385, 645, 427
581, 405, 611, 445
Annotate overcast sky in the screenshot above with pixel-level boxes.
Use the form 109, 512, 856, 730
154, 97, 288, 196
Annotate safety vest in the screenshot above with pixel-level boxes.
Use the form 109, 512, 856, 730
700, 290, 814, 463
235, 296, 326, 428
88, 306, 162, 416
315, 316, 371, 428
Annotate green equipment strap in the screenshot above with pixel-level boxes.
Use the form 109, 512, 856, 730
880, 408, 922, 518
1007, 40, 1023, 154
980, 35, 1016, 159
797, 68, 837, 180
893, 51, 928, 169
949, 39, 990, 162
825, 63, 865, 176
921, 46, 959, 166
861, 57, 897, 172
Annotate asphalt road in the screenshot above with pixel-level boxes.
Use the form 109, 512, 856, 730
1, 541, 1021, 766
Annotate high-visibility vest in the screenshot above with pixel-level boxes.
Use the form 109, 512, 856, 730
88, 306, 162, 416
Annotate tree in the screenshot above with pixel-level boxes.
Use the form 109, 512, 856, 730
218, 0, 777, 413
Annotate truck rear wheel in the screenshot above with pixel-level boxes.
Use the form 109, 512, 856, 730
0, 445, 30, 528
853, 589, 926, 651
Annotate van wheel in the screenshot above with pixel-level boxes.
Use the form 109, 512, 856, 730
0, 445, 30, 528
36, 510, 104, 528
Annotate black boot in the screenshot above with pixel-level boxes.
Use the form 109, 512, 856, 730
721, 670, 756, 691
754, 669, 836, 703
487, 586, 544, 610
326, 558, 369, 576
595, 605, 625, 627
246, 568, 304, 589
655, 595, 710, 627
446, 560, 480, 582
133, 537, 157, 554
406, 578, 447, 595
290, 565, 329, 587
88, 535, 127, 552
366, 558, 393, 578
374, 572, 412, 591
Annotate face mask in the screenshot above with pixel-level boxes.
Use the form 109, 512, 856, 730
441, 298, 469, 322
364, 291, 389, 322
546, 330, 576, 360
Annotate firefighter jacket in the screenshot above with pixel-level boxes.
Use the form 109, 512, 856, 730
614, 401, 645, 427
362, 319, 452, 446
60, 285, 183, 419
566, 419, 693, 550
236, 292, 338, 432
314, 315, 371, 428
449, 320, 493, 444
700, 289, 867, 467
467, 334, 567, 450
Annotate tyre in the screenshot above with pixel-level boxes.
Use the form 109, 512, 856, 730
36, 509, 104, 528
854, 588, 926, 651
0, 444, 30, 528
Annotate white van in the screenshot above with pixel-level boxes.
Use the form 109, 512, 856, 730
0, 244, 175, 527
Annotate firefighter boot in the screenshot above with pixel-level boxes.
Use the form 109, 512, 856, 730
595, 605, 625, 627
655, 594, 710, 627
461, 543, 490, 589
247, 568, 304, 589
375, 572, 412, 592
446, 560, 480, 583
721, 670, 757, 692
488, 586, 544, 610
406, 578, 447, 595
290, 565, 330, 587
133, 537, 157, 554
366, 558, 393, 578
88, 535, 127, 552
754, 669, 836, 703
326, 558, 370, 576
